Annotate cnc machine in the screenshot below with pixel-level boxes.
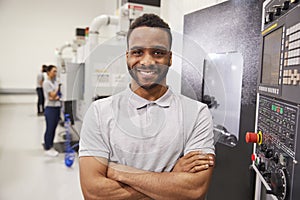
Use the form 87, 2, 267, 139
246, 1, 300, 199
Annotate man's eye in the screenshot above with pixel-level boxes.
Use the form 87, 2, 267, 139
153, 50, 167, 56
131, 50, 143, 56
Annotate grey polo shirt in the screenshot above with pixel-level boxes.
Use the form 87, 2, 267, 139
79, 86, 215, 172
43, 78, 61, 107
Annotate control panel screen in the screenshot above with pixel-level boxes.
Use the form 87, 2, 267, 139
261, 27, 283, 86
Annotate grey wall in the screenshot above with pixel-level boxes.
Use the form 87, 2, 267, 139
183, 0, 263, 199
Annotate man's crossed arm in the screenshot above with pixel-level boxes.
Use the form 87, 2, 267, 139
79, 151, 215, 200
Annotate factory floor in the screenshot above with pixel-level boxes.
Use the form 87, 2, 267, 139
0, 103, 83, 200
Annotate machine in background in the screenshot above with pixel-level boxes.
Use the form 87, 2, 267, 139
246, 1, 300, 199
53, 0, 161, 151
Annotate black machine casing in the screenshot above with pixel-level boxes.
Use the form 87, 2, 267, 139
253, 1, 300, 199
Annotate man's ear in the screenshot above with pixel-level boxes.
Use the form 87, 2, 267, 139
168, 51, 172, 66
126, 50, 129, 60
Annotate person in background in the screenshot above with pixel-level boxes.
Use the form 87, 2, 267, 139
79, 14, 215, 200
43, 65, 61, 157
36, 65, 47, 115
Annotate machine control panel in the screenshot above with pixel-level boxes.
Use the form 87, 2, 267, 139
250, 1, 300, 199
258, 96, 297, 158
247, 95, 300, 200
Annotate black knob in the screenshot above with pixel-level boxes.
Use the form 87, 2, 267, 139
270, 169, 288, 199
282, 1, 290, 10
271, 173, 285, 197
275, 7, 281, 16
265, 12, 274, 23
265, 149, 274, 159
260, 143, 267, 152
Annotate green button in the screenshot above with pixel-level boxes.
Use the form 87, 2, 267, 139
280, 108, 283, 114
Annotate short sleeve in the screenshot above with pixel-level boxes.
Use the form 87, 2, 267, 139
184, 105, 215, 155
43, 81, 52, 95
79, 102, 110, 158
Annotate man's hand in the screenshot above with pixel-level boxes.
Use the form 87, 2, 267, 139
172, 151, 214, 173
105, 152, 215, 200
79, 157, 153, 200
106, 154, 215, 200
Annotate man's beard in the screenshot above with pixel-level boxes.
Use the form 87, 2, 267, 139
127, 64, 169, 89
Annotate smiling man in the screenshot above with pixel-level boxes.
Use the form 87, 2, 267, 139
79, 14, 215, 200
127, 26, 171, 93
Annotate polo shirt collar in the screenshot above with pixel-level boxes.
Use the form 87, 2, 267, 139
126, 85, 173, 109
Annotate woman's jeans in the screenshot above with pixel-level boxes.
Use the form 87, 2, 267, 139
44, 106, 60, 150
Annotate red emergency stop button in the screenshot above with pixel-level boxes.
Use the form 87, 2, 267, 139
246, 132, 259, 143
245, 131, 263, 144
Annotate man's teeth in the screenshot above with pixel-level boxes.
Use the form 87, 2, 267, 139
138, 70, 155, 75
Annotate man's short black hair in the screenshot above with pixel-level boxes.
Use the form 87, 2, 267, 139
127, 13, 172, 49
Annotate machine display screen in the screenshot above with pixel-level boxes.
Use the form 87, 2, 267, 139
261, 27, 283, 85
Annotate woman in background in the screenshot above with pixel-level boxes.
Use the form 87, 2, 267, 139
43, 65, 61, 157
36, 65, 47, 115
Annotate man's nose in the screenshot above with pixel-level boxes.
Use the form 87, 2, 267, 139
140, 53, 155, 66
